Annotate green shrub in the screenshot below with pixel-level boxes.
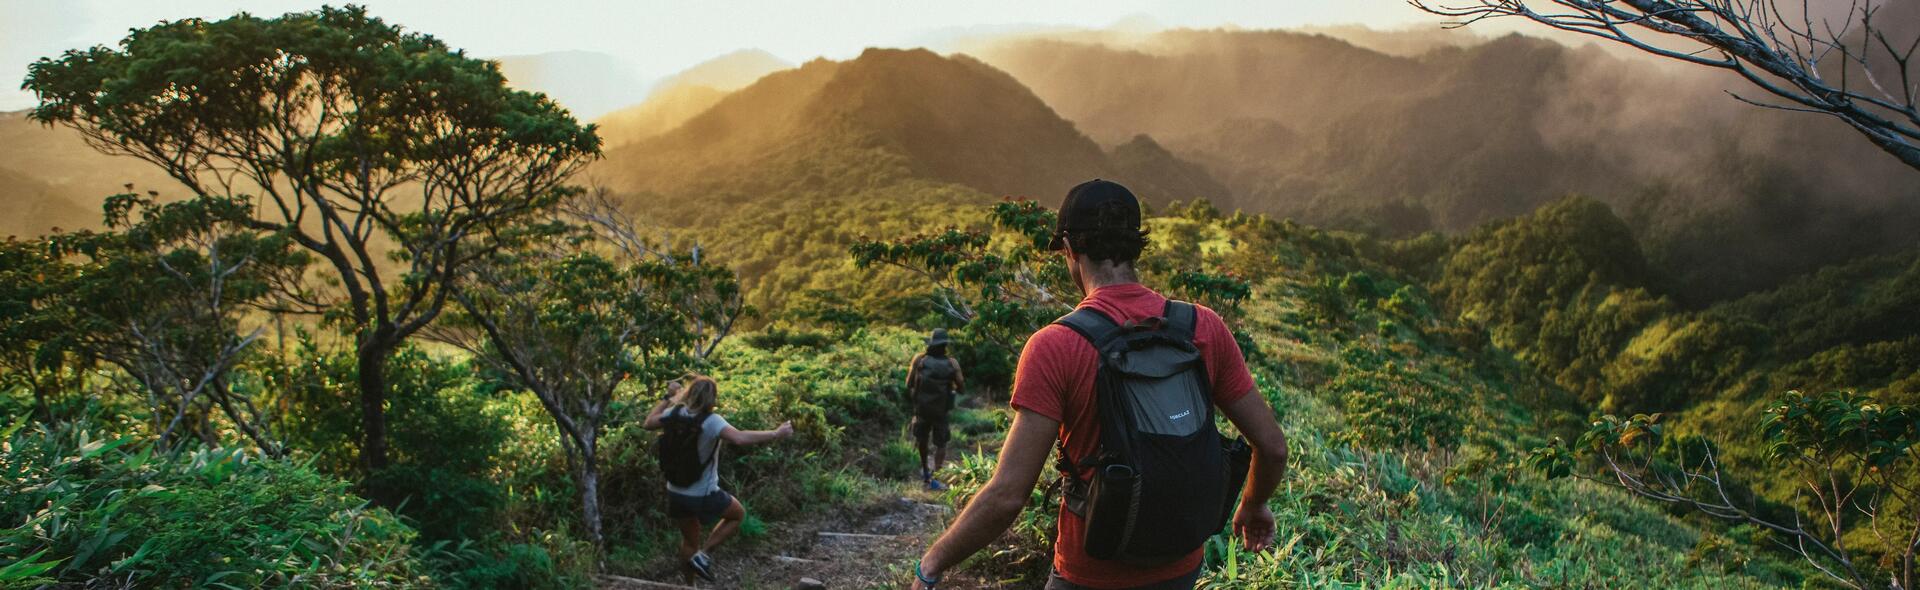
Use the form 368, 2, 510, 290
743, 327, 838, 351
1329, 345, 1467, 451
421, 533, 589, 590
266, 343, 510, 541
1, 419, 424, 588
878, 439, 922, 480
937, 452, 1055, 585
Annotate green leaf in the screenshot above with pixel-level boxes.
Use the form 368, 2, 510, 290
80, 436, 133, 460
0, 550, 63, 581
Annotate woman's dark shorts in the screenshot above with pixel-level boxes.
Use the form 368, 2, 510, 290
667, 489, 735, 526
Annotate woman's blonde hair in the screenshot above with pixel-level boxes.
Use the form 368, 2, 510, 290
672, 375, 719, 415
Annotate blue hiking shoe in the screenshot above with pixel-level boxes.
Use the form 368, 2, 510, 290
687, 551, 717, 582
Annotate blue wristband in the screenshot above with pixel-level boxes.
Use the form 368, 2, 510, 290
916, 560, 941, 586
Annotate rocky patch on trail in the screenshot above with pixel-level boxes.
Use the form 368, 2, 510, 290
599, 494, 963, 590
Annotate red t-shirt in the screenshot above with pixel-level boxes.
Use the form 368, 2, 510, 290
1010, 283, 1257, 588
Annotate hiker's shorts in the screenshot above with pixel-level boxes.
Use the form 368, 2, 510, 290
667, 489, 735, 526
911, 412, 951, 447
1044, 566, 1201, 590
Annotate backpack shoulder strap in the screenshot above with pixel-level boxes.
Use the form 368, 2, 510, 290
1163, 300, 1198, 343
696, 411, 719, 466
1053, 307, 1123, 350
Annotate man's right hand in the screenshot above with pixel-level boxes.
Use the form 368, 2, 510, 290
1233, 503, 1276, 551
776, 421, 795, 438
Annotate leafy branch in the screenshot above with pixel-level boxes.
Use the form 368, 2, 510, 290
1530, 390, 1920, 589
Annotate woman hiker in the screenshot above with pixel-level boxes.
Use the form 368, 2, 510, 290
644, 375, 795, 582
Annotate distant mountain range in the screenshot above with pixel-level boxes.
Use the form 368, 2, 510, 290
6, 26, 1915, 304
594, 49, 793, 149
591, 47, 1227, 207
494, 50, 651, 122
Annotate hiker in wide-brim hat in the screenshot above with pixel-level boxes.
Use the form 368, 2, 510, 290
907, 328, 963, 490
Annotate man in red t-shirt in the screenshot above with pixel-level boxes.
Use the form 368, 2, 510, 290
913, 179, 1290, 590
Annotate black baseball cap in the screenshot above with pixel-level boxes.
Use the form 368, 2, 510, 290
1047, 179, 1141, 251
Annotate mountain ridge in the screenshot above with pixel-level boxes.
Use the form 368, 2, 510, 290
594, 47, 1226, 206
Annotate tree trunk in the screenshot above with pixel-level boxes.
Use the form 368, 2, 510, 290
357, 341, 392, 474
31, 383, 51, 423
576, 445, 606, 561
579, 438, 605, 551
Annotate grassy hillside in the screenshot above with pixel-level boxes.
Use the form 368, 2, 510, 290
909, 203, 1805, 588
1425, 196, 1920, 581
2, 192, 1823, 588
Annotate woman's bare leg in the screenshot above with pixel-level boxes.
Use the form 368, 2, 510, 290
701, 497, 747, 554
676, 517, 703, 561
675, 516, 704, 581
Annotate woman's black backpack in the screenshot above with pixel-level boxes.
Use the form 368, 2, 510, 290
657, 409, 715, 488
1053, 301, 1253, 565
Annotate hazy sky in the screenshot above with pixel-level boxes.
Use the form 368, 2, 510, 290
0, 0, 1450, 111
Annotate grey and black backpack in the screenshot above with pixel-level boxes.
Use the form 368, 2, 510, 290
911, 354, 959, 417
657, 409, 715, 488
1054, 300, 1254, 565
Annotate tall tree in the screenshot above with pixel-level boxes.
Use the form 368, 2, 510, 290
23, 6, 600, 474
429, 195, 746, 548
1412, 0, 1920, 172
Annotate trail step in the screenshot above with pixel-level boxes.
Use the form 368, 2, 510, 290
897, 497, 953, 512
794, 577, 827, 590
595, 574, 700, 590
816, 531, 898, 541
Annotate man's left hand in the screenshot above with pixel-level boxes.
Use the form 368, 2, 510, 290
1233, 503, 1277, 551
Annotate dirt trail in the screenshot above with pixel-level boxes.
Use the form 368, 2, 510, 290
600, 401, 1015, 590
596, 490, 973, 590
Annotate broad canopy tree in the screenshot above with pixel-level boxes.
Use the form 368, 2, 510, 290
24, 6, 601, 475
